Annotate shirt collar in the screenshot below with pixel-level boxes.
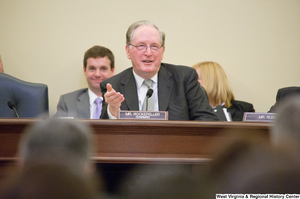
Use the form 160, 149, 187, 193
88, 89, 102, 106
132, 70, 158, 89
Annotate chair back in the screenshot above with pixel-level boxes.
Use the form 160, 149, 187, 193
0, 73, 49, 117
269, 86, 300, 112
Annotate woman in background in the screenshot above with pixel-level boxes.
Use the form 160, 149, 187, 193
192, 61, 254, 121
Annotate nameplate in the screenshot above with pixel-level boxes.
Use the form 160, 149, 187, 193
243, 112, 276, 122
118, 111, 168, 120
57, 117, 75, 119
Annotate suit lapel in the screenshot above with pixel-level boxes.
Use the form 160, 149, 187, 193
120, 69, 139, 110
76, 90, 90, 119
158, 65, 173, 111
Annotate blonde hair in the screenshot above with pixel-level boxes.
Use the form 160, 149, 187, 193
192, 61, 234, 107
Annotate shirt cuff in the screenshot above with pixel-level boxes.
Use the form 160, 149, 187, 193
107, 105, 117, 119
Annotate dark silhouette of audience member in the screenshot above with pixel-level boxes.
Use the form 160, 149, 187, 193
0, 163, 97, 199
192, 61, 254, 121
268, 86, 300, 112
199, 134, 300, 197
271, 94, 300, 147
121, 164, 201, 199
0, 118, 105, 198
18, 118, 95, 175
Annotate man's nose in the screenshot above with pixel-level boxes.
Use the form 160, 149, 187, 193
144, 46, 153, 55
95, 69, 101, 76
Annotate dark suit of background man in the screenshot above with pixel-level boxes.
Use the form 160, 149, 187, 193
100, 20, 218, 121
54, 46, 115, 118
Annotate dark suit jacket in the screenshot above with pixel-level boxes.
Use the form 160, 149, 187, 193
100, 63, 218, 121
227, 100, 255, 121
268, 86, 300, 113
54, 88, 90, 118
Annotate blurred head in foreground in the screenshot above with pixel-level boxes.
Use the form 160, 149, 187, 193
0, 163, 97, 199
10, 118, 104, 197
121, 164, 201, 199
271, 94, 300, 147
200, 134, 300, 197
18, 118, 94, 175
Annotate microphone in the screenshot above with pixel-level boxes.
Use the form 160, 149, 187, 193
146, 89, 153, 98
7, 101, 20, 118
145, 89, 153, 111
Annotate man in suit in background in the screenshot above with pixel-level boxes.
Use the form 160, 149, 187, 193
54, 45, 115, 118
100, 20, 217, 121
268, 86, 300, 112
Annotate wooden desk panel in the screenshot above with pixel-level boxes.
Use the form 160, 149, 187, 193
88, 120, 270, 163
0, 119, 271, 164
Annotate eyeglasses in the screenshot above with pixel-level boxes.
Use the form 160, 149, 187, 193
130, 44, 162, 52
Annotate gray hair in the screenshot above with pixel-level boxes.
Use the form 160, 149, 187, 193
271, 94, 300, 146
126, 20, 165, 46
18, 118, 93, 174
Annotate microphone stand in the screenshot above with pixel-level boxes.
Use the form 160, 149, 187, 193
145, 89, 153, 111
146, 97, 149, 111
7, 101, 20, 118
12, 106, 20, 118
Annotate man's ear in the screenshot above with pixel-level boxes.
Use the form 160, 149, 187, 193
125, 45, 131, 60
161, 45, 165, 61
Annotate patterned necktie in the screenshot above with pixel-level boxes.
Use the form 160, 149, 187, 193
142, 79, 155, 111
93, 97, 102, 119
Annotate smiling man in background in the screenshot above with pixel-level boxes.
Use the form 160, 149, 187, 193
55, 45, 115, 119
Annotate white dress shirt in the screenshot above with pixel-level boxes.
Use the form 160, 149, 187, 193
132, 70, 158, 111
88, 89, 103, 119
107, 70, 159, 119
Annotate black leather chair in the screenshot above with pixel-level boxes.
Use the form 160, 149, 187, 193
0, 73, 49, 117
268, 86, 300, 113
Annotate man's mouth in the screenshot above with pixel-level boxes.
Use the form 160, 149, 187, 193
93, 79, 103, 83
143, 60, 153, 63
